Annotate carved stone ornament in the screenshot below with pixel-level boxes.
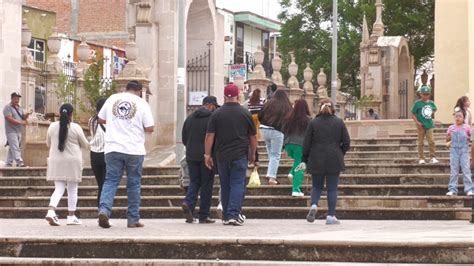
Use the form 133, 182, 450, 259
136, 0, 152, 24
251, 46, 266, 79
303, 63, 314, 94
369, 48, 379, 64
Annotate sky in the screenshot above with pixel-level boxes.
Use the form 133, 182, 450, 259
215, 0, 283, 21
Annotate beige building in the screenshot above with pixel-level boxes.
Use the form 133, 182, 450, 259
435, 0, 474, 123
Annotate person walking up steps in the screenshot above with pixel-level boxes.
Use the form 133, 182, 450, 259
302, 99, 350, 225
411, 85, 438, 164
204, 84, 257, 226
97, 80, 154, 229
89, 99, 107, 207
181, 96, 219, 224
282, 99, 311, 197
258, 90, 292, 185
45, 104, 89, 226
446, 110, 473, 196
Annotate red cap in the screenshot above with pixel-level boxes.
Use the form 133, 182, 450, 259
224, 84, 239, 98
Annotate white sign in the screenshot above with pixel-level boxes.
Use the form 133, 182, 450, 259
177, 67, 186, 85
189, 91, 208, 105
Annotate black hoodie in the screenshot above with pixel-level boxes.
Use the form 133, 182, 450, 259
182, 107, 213, 161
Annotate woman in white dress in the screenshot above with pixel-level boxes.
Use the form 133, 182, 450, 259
45, 103, 89, 226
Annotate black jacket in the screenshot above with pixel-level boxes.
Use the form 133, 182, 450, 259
302, 114, 350, 174
182, 107, 212, 161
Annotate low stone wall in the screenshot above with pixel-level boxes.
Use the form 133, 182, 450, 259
345, 119, 415, 139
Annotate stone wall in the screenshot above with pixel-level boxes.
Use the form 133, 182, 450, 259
0, 0, 22, 163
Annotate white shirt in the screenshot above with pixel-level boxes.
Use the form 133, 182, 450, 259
88, 116, 105, 153
98, 92, 154, 155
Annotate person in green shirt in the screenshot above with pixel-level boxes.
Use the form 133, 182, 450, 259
411, 85, 438, 164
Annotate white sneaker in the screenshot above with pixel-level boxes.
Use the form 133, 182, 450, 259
326, 216, 341, 225
67, 215, 82, 225
291, 191, 304, 197
467, 191, 474, 196
419, 159, 426, 164
430, 158, 439, 164
446, 191, 457, 196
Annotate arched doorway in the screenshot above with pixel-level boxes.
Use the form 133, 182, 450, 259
185, 0, 216, 113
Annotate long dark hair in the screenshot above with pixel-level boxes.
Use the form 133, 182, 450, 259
249, 89, 261, 105
91, 98, 107, 136
58, 103, 74, 152
284, 99, 310, 135
454, 96, 469, 118
262, 90, 292, 127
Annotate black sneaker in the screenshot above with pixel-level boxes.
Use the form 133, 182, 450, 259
237, 214, 246, 224
227, 218, 243, 226
182, 203, 195, 223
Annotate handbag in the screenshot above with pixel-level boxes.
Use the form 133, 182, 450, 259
247, 167, 261, 188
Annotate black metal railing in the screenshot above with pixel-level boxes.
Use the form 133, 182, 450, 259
186, 42, 212, 114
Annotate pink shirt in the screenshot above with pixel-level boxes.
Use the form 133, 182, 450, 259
447, 124, 471, 138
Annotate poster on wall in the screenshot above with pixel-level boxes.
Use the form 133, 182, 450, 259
189, 91, 208, 106
229, 64, 247, 82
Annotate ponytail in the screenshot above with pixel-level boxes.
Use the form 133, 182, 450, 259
58, 103, 73, 152
318, 98, 336, 116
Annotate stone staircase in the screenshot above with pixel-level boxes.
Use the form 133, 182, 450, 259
1, 124, 474, 264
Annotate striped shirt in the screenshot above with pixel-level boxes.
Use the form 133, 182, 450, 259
88, 116, 105, 153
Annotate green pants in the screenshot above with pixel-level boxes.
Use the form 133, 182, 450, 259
285, 143, 303, 192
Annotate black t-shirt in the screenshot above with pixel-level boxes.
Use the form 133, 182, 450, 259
207, 102, 256, 162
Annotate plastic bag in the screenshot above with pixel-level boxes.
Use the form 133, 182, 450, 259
178, 156, 190, 188
247, 168, 261, 188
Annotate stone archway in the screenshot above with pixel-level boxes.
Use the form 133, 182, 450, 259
398, 45, 410, 118
185, 0, 218, 111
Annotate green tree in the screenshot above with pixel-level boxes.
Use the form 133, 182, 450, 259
80, 57, 116, 116
278, 0, 434, 97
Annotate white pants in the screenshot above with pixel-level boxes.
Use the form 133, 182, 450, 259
49, 181, 79, 211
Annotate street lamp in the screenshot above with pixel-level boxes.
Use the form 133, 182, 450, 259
330, 0, 338, 104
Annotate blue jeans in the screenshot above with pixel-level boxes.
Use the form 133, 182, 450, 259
449, 147, 472, 194
311, 173, 340, 216
183, 160, 215, 220
261, 128, 284, 179
218, 157, 247, 220
98, 152, 144, 225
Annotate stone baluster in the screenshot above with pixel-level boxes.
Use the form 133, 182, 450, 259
336, 74, 347, 119
303, 63, 315, 114
75, 37, 91, 122
45, 27, 63, 114
287, 52, 303, 103
271, 52, 284, 90
317, 68, 328, 99
246, 46, 271, 99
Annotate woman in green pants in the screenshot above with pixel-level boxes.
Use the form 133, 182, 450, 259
282, 99, 311, 197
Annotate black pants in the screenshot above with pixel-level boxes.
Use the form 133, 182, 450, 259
91, 151, 106, 207
183, 160, 215, 220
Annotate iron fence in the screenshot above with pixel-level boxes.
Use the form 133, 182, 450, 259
186, 43, 212, 114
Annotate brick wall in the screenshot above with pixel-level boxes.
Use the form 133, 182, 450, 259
25, 0, 127, 48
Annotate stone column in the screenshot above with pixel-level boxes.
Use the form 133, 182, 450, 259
287, 52, 303, 103
45, 27, 63, 115
20, 19, 40, 111
303, 63, 315, 114
246, 46, 271, 99
116, 32, 151, 98
75, 37, 91, 123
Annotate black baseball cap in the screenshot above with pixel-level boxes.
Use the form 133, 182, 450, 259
202, 96, 220, 107
11, 92, 21, 98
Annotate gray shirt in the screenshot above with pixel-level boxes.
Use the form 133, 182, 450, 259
3, 104, 24, 134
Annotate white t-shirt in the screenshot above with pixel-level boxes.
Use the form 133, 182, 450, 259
98, 92, 154, 155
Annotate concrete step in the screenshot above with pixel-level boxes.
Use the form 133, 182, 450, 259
258, 144, 451, 153
1, 220, 473, 263
0, 163, 454, 176
405, 128, 449, 134
0, 206, 470, 220
389, 133, 445, 138
0, 173, 456, 186
0, 184, 459, 197
1, 195, 471, 208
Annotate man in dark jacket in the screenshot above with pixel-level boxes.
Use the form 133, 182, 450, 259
181, 96, 219, 224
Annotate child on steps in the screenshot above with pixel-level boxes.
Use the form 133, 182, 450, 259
446, 110, 473, 196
